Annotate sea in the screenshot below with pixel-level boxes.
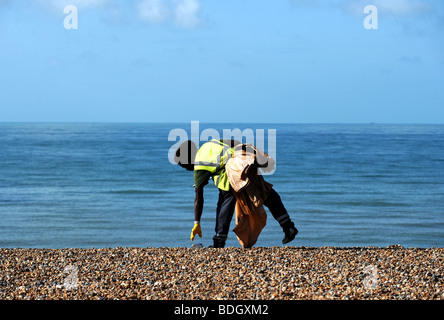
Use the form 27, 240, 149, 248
1, 122, 443, 249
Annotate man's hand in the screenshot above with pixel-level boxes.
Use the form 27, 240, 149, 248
190, 223, 202, 241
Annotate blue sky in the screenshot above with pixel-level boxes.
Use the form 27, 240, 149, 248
0, 0, 443, 123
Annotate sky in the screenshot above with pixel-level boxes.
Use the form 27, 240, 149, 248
0, 0, 443, 123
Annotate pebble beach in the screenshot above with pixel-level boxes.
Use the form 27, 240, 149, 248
0, 246, 442, 300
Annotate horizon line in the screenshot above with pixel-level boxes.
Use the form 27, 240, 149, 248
1, 121, 444, 125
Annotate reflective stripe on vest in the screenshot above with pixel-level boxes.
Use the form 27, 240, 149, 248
194, 139, 233, 191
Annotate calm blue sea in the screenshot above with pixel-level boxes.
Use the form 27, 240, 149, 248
1, 123, 443, 248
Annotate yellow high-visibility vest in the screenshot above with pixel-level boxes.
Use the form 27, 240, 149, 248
194, 139, 234, 191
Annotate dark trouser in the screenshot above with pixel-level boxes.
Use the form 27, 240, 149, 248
264, 189, 292, 229
213, 188, 292, 248
213, 189, 237, 248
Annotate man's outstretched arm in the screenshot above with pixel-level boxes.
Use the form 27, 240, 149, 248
194, 185, 204, 222
191, 185, 204, 241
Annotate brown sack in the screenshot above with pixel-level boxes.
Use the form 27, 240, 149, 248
226, 144, 275, 248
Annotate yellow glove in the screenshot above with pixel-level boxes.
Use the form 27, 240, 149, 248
190, 223, 202, 241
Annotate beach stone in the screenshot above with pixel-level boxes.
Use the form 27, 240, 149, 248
0, 246, 442, 300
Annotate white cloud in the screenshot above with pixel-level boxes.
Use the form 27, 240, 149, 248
337, 0, 434, 17
29, 0, 201, 28
137, 0, 169, 23
36, 0, 109, 11
173, 0, 200, 27
136, 0, 201, 28
373, 0, 433, 16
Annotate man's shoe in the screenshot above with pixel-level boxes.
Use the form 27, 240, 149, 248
282, 226, 298, 244
211, 240, 225, 248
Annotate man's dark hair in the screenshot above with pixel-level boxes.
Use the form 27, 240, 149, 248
174, 140, 197, 171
